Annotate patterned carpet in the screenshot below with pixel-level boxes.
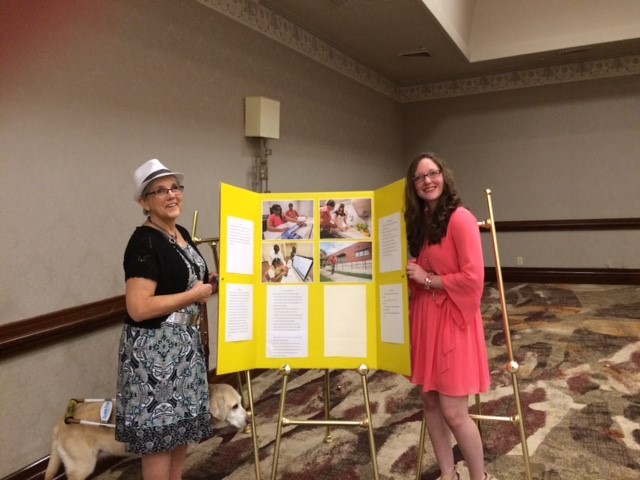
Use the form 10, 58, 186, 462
95, 283, 640, 480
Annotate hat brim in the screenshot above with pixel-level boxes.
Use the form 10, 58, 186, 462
134, 171, 184, 200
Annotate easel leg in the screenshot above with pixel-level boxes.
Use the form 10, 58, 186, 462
474, 393, 483, 436
237, 371, 252, 435
323, 369, 333, 443
415, 413, 426, 480
270, 365, 291, 480
245, 370, 261, 480
509, 369, 533, 480
269, 366, 378, 479
358, 364, 379, 480
236, 372, 246, 407
480, 189, 533, 480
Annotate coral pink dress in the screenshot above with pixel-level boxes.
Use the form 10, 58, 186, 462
409, 207, 490, 396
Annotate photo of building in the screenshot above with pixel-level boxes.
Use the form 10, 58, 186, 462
320, 241, 373, 282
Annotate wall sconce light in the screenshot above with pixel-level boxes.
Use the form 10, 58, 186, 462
245, 96, 280, 193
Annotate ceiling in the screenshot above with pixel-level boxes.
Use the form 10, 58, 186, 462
257, 0, 640, 87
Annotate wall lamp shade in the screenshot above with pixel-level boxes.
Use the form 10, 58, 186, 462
245, 96, 280, 139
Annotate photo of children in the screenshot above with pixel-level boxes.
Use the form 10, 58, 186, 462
261, 242, 314, 283
319, 198, 371, 239
263, 200, 314, 240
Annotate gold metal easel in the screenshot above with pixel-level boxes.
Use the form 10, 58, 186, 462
239, 369, 261, 480
191, 211, 220, 372
415, 189, 533, 480
271, 364, 379, 480
191, 212, 262, 480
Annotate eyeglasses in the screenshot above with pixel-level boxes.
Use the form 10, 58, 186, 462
413, 170, 442, 184
145, 185, 184, 197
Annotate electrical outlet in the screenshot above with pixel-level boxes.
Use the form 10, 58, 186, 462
516, 256, 524, 266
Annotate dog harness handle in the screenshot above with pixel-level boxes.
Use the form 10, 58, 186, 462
100, 401, 113, 423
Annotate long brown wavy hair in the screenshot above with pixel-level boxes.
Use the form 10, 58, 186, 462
404, 153, 461, 257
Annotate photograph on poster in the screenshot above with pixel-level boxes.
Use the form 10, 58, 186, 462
263, 199, 314, 240
261, 242, 314, 283
319, 241, 373, 282
319, 198, 372, 239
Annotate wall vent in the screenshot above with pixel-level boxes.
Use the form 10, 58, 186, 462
398, 49, 431, 59
559, 48, 590, 56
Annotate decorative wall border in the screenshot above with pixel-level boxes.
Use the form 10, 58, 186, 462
197, 0, 398, 99
398, 55, 640, 102
197, 0, 640, 102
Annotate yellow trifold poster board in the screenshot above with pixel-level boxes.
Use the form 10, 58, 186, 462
217, 180, 410, 375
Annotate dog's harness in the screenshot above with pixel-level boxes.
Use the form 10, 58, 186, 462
64, 398, 116, 428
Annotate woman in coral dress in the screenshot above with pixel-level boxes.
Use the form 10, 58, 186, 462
405, 153, 493, 480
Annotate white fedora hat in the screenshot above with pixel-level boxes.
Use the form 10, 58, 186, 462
133, 159, 184, 200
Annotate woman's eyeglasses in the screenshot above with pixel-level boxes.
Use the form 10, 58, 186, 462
413, 170, 441, 184
145, 185, 184, 197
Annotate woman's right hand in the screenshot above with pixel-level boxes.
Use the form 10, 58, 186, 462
191, 281, 214, 303
406, 260, 425, 284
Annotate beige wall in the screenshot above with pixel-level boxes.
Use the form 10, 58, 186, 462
0, 0, 403, 475
0, 0, 404, 324
403, 76, 640, 268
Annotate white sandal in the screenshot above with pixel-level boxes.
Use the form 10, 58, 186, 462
440, 469, 460, 480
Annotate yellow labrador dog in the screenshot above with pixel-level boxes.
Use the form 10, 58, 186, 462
44, 383, 248, 480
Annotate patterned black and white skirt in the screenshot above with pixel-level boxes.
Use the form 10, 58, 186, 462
115, 322, 214, 454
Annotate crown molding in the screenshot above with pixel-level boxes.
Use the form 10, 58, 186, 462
197, 0, 397, 98
198, 0, 640, 103
398, 55, 640, 102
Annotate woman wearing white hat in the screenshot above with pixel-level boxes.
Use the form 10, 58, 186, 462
115, 159, 217, 480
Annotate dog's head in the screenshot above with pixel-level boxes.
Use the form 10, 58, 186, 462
209, 383, 248, 429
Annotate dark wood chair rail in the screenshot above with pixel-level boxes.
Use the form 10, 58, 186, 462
0, 296, 127, 359
489, 217, 640, 232
1, 217, 638, 360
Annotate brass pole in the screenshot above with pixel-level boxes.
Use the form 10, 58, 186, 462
323, 369, 333, 443
474, 393, 483, 435
482, 189, 532, 480
245, 370, 260, 480
271, 365, 291, 480
358, 364, 379, 480
270, 366, 379, 479
190, 211, 218, 373
415, 411, 427, 480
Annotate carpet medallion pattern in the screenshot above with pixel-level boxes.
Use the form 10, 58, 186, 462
96, 284, 640, 479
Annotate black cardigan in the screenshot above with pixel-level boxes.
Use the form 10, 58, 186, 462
122, 225, 209, 328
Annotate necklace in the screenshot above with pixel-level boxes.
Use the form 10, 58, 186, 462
146, 216, 178, 244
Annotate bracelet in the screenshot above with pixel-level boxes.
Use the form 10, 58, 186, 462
423, 272, 434, 290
